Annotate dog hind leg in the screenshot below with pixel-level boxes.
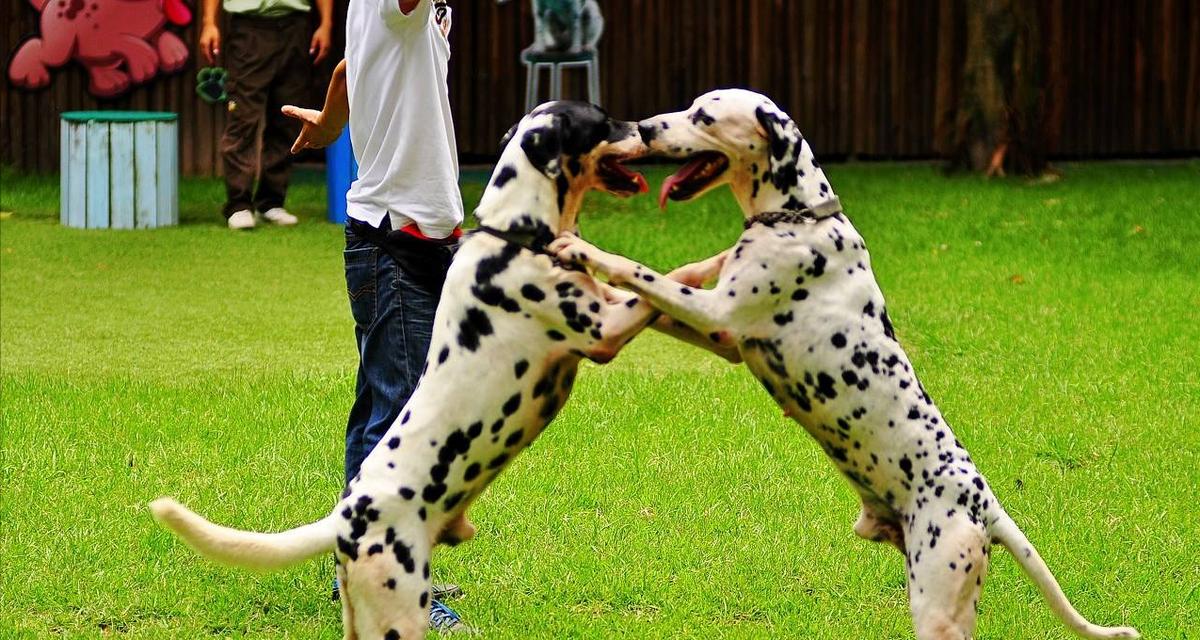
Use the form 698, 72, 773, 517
336, 562, 358, 640
904, 512, 990, 640
343, 531, 432, 639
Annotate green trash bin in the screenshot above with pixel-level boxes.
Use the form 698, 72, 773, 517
60, 111, 179, 229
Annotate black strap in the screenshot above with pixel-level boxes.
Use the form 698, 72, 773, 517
471, 225, 586, 272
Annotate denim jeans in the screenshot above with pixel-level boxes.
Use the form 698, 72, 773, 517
342, 220, 441, 484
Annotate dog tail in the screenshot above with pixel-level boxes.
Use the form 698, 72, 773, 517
149, 497, 338, 572
991, 515, 1139, 639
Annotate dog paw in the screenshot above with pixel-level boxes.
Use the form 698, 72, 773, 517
549, 235, 596, 266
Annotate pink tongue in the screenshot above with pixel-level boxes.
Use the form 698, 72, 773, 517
657, 156, 710, 210
658, 174, 684, 210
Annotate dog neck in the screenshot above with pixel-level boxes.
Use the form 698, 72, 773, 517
732, 138, 839, 220
474, 153, 571, 242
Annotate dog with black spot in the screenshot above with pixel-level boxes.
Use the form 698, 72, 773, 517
551, 89, 1139, 640
150, 101, 735, 640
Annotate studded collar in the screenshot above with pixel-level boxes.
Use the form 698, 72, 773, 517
744, 197, 844, 230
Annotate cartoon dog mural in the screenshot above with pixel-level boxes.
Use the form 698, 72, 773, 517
8, 0, 192, 98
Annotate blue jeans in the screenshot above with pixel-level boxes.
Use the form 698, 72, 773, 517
342, 220, 441, 484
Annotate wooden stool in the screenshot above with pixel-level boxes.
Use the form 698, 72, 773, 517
60, 111, 179, 229
521, 48, 600, 112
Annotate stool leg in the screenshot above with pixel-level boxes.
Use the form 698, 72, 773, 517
588, 55, 600, 106
551, 62, 562, 103
525, 62, 536, 112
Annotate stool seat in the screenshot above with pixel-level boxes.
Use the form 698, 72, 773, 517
520, 48, 596, 64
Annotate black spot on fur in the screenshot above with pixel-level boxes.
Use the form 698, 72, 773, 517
464, 462, 481, 481
514, 360, 529, 378
521, 284, 546, 302
492, 164, 517, 188
502, 393, 522, 416
457, 308, 494, 351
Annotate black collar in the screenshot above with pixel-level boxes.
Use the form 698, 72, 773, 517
472, 225, 587, 271
744, 197, 844, 230
472, 225, 555, 253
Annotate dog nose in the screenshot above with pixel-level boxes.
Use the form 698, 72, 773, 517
638, 122, 658, 144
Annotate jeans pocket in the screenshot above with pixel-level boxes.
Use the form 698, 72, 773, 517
344, 247, 378, 330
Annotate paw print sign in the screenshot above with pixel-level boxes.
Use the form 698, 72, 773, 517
8, 0, 193, 99
195, 66, 227, 104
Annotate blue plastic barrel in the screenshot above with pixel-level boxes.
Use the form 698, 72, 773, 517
325, 126, 358, 224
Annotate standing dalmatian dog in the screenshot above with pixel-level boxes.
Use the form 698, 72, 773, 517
150, 102, 732, 640
552, 90, 1139, 640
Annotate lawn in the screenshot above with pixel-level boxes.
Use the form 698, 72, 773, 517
1, 161, 1197, 639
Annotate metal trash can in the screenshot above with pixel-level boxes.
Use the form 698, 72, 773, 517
60, 111, 178, 229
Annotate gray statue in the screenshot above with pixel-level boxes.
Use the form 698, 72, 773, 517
498, 0, 604, 54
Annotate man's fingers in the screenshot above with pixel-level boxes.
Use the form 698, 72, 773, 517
281, 105, 319, 125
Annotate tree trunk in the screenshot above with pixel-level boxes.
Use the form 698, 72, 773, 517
949, 0, 1049, 176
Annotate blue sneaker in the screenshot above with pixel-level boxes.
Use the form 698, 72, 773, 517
429, 599, 465, 632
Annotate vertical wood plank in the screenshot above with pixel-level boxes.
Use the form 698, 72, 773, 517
85, 121, 110, 229
59, 118, 69, 226
109, 123, 135, 229
67, 122, 88, 228
157, 121, 179, 227
134, 121, 158, 228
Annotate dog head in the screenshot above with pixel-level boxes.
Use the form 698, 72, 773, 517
637, 89, 836, 217
479, 101, 647, 236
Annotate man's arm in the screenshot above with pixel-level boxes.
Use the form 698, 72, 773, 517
309, 0, 334, 64
281, 58, 348, 152
198, 0, 221, 64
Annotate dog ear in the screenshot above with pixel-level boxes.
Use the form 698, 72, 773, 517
755, 105, 803, 194
755, 106, 802, 164
520, 119, 563, 176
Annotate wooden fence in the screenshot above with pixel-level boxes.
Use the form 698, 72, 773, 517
3, 0, 1198, 175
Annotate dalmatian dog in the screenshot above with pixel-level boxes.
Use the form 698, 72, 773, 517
496, 0, 604, 53
551, 89, 1139, 640
150, 101, 733, 640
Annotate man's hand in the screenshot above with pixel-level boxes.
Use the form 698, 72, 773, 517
199, 23, 221, 64
281, 106, 342, 153
309, 25, 332, 64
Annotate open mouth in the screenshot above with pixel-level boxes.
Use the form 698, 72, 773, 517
659, 151, 729, 209
598, 155, 649, 196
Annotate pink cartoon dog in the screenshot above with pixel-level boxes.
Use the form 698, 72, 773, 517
9, 0, 192, 98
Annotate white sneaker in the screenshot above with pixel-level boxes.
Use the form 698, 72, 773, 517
261, 207, 299, 226
227, 209, 256, 230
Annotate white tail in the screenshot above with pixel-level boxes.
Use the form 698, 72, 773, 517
149, 497, 338, 572
991, 516, 1139, 639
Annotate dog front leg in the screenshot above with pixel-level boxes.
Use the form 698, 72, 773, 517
551, 236, 736, 339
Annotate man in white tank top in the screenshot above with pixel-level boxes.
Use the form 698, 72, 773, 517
283, 0, 465, 629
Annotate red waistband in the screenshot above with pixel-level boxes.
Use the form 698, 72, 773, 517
397, 223, 462, 242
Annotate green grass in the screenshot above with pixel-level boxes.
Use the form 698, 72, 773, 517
2, 161, 1198, 638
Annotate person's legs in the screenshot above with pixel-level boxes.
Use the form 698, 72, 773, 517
341, 221, 463, 628
219, 16, 274, 219
342, 219, 440, 484
255, 14, 311, 215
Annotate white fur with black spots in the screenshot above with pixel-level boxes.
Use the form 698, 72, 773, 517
551, 89, 1139, 640
151, 101, 736, 640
